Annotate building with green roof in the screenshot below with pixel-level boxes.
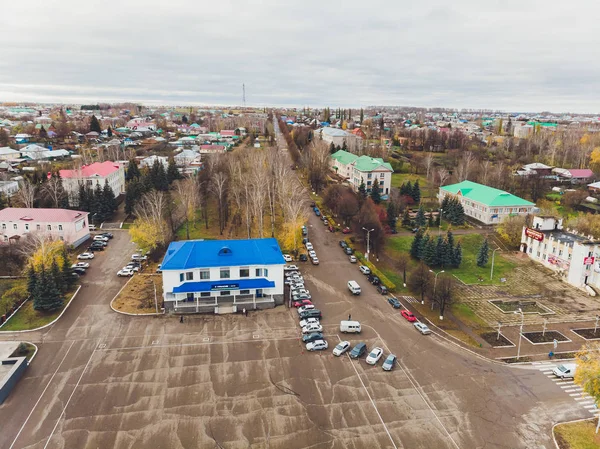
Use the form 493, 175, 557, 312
439, 180, 536, 225
330, 150, 394, 195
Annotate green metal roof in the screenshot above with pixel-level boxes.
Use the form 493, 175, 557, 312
441, 180, 535, 207
353, 155, 393, 172
331, 150, 358, 165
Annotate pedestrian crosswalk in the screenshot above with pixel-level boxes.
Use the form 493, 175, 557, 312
537, 364, 598, 415
399, 295, 418, 304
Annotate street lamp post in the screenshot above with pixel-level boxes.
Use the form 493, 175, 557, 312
153, 279, 158, 314
429, 269, 444, 310
362, 227, 374, 261
490, 248, 500, 281
515, 308, 524, 360
438, 208, 443, 236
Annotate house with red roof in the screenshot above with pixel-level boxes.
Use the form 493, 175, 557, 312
59, 161, 125, 205
200, 145, 226, 154
552, 168, 594, 184
0, 208, 90, 247
220, 130, 236, 138
350, 128, 366, 139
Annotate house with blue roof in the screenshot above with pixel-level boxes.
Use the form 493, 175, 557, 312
161, 238, 285, 314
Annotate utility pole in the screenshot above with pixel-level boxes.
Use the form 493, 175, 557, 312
438, 208, 443, 236
153, 279, 158, 314
515, 308, 524, 360
362, 227, 374, 261
429, 269, 444, 311
242, 83, 246, 108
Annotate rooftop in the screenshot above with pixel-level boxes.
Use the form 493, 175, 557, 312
331, 149, 358, 165
59, 161, 121, 179
161, 238, 285, 270
0, 208, 88, 223
353, 155, 394, 173
441, 180, 535, 207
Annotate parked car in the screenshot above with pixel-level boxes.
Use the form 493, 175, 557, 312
302, 332, 323, 343
299, 254, 308, 262
315, 209, 321, 217
328, 225, 335, 232
302, 238, 309, 245
311, 257, 320, 265
368, 274, 381, 285
93, 235, 109, 242
299, 317, 320, 328
291, 288, 310, 296
284, 265, 299, 271
366, 347, 384, 365
101, 232, 113, 239
388, 297, 401, 308
411, 228, 420, 233
297, 304, 315, 314
359, 265, 371, 275
382, 354, 397, 371
131, 254, 148, 261
302, 226, 308, 236
292, 294, 312, 302
289, 282, 305, 290
288, 275, 304, 284
156, 264, 162, 273
283, 254, 293, 262
344, 247, 353, 255
308, 250, 317, 259
306, 340, 328, 351
349, 342, 367, 359
342, 227, 351, 234
77, 252, 94, 260
117, 268, 134, 277
71, 267, 86, 276
339, 241, 348, 248
299, 309, 322, 319
125, 263, 141, 272
301, 323, 323, 334
71, 262, 90, 269
376, 284, 388, 295
292, 299, 312, 308
553, 364, 577, 379
401, 310, 417, 322
87, 245, 104, 252
414, 322, 432, 335
305, 242, 314, 251
323, 219, 329, 226
349, 255, 357, 263
285, 270, 301, 277
332, 341, 351, 356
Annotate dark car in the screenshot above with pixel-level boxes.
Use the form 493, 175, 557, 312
299, 254, 308, 262
87, 245, 104, 252
388, 297, 401, 308
310, 202, 316, 208
344, 247, 353, 255
349, 342, 367, 359
302, 238, 309, 245
315, 209, 321, 217
368, 274, 381, 285
71, 268, 86, 276
376, 284, 388, 295
411, 228, 420, 233
101, 232, 114, 239
299, 309, 322, 320
302, 332, 324, 343
302, 227, 308, 236
339, 241, 348, 248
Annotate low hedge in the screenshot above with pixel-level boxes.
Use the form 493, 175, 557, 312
354, 250, 397, 292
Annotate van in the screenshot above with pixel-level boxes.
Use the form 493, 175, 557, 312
348, 280, 361, 295
553, 363, 577, 379
340, 320, 361, 333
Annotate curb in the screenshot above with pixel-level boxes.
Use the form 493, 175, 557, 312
551, 417, 598, 449
0, 296, 30, 330
24, 341, 38, 365
0, 285, 82, 334
109, 276, 164, 316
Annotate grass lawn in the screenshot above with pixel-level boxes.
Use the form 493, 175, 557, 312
112, 275, 162, 314
554, 420, 600, 449
9, 342, 36, 362
386, 234, 516, 285
451, 303, 489, 329
0, 287, 78, 331
175, 202, 222, 241
391, 173, 431, 195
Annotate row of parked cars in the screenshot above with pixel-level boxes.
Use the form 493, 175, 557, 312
72, 233, 114, 277
332, 340, 398, 370
117, 253, 148, 277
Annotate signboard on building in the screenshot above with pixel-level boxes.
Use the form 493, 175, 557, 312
584, 256, 595, 265
525, 227, 544, 241
211, 284, 239, 291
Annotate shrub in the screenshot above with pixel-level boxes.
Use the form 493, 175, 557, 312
354, 250, 397, 292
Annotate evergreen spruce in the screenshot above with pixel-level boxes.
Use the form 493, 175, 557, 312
78, 183, 89, 211
418, 234, 429, 260
446, 230, 455, 252
107, 126, 113, 137
166, 158, 181, 184
102, 179, 116, 218
125, 179, 140, 215
435, 235, 445, 267
33, 265, 47, 311
441, 238, 452, 268
410, 230, 423, 259
342, 140, 348, 151
453, 242, 463, 268
415, 205, 426, 227
26, 264, 38, 303
360, 108, 364, 123
90, 115, 102, 133
358, 181, 367, 199
126, 160, 141, 181
44, 264, 64, 311
370, 178, 381, 204
51, 258, 65, 296
428, 211, 434, 227
477, 239, 490, 267
424, 237, 437, 266
386, 202, 397, 230
330, 142, 336, 154
39, 125, 47, 139
411, 180, 421, 204
92, 182, 104, 220
440, 195, 449, 215
401, 209, 411, 226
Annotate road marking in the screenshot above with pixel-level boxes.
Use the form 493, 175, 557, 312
151, 340, 160, 345
541, 370, 553, 374
336, 336, 398, 449
589, 410, 598, 414
97, 343, 106, 349
564, 388, 580, 392
43, 345, 97, 449
546, 375, 555, 378
560, 385, 574, 389
575, 397, 588, 401
570, 393, 584, 397
202, 337, 210, 342
9, 341, 76, 449
584, 404, 596, 408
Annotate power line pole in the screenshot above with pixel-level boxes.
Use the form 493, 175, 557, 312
242, 83, 246, 108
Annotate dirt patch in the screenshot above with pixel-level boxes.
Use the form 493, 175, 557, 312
112, 275, 163, 314
522, 330, 569, 344
501, 356, 532, 363
480, 332, 514, 347
552, 352, 577, 360
489, 300, 553, 314
572, 328, 600, 340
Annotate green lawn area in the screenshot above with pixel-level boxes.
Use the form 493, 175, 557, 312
554, 420, 600, 449
9, 342, 36, 361
391, 173, 430, 193
175, 203, 221, 241
451, 303, 489, 329
386, 233, 516, 285
0, 287, 77, 332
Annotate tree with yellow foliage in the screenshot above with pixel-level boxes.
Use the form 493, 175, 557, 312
589, 147, 600, 174
575, 343, 600, 432
129, 218, 168, 253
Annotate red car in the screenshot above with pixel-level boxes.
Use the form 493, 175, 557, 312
401, 310, 417, 322
293, 299, 313, 308
342, 227, 351, 234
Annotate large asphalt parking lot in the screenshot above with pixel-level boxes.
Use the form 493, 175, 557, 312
0, 222, 591, 449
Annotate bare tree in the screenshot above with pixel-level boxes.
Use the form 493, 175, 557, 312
436, 167, 450, 188
14, 179, 36, 208
42, 176, 67, 208
209, 171, 229, 236
455, 151, 475, 182
480, 160, 492, 186
175, 177, 199, 240
433, 276, 455, 320
424, 153, 435, 181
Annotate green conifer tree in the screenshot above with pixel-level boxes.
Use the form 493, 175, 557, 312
424, 237, 437, 266
370, 178, 381, 204
51, 258, 65, 296
415, 205, 426, 227
166, 158, 181, 184
410, 229, 423, 259
453, 242, 463, 268
401, 209, 411, 227
90, 115, 102, 133
358, 180, 367, 199
477, 239, 490, 267
412, 180, 421, 204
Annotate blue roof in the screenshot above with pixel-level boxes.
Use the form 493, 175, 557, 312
161, 238, 285, 270
173, 278, 275, 293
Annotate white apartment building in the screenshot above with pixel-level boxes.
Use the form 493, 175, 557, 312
330, 150, 393, 195
59, 161, 125, 205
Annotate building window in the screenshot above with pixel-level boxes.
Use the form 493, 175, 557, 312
240, 268, 250, 278
552, 247, 556, 254
220, 268, 230, 279
186, 272, 193, 281
25, 224, 29, 231
199, 270, 209, 280
367, 181, 371, 186
186, 293, 194, 301
14, 224, 18, 230
380, 173, 384, 178
559, 250, 563, 256
220, 290, 230, 296
255, 268, 262, 276
58, 225, 63, 231
47, 225, 51, 231
179, 273, 185, 282
36, 224, 41, 231
264, 268, 268, 276
200, 292, 211, 297
1, 224, 4, 230
240, 289, 250, 295
537, 252, 540, 257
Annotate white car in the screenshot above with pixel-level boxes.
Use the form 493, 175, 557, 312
131, 254, 148, 261
299, 317, 320, 328
414, 322, 432, 335
284, 264, 299, 271
306, 340, 328, 351
291, 288, 310, 296
349, 255, 357, 263
311, 257, 320, 265
125, 264, 140, 272
366, 347, 384, 365
359, 265, 371, 275
302, 323, 323, 334
117, 268, 134, 277
93, 235, 109, 242
289, 282, 305, 290
333, 341, 351, 356
308, 250, 317, 258
288, 275, 304, 283
297, 305, 315, 314
71, 262, 90, 269
77, 252, 94, 260
283, 254, 293, 262
305, 242, 314, 251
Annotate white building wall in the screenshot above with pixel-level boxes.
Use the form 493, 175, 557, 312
0, 217, 89, 247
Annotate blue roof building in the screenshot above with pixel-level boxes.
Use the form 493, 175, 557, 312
161, 238, 286, 314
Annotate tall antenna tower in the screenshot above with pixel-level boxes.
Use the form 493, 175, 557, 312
242, 83, 246, 108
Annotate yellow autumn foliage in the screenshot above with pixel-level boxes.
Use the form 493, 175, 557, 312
589, 147, 600, 174
574, 343, 600, 406
129, 218, 168, 253
28, 240, 68, 271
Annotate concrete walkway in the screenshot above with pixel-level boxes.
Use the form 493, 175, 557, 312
0, 342, 18, 359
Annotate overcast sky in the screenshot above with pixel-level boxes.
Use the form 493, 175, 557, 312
0, 0, 598, 113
